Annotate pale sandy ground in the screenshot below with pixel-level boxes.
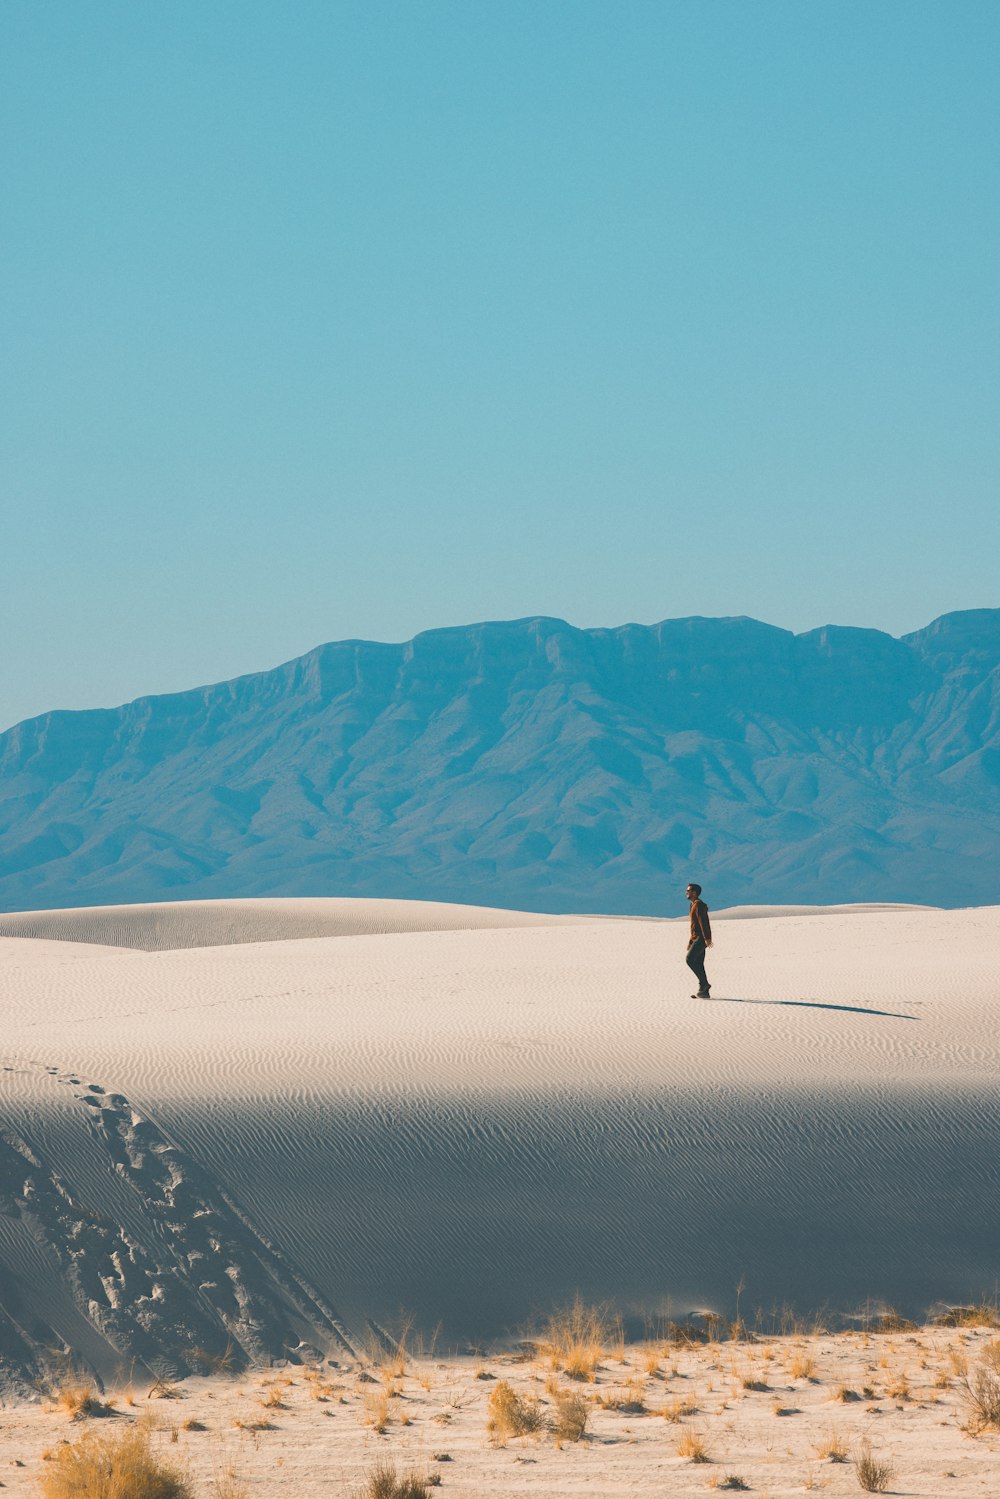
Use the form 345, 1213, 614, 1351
2, 1325, 1000, 1496
0, 896, 999, 1497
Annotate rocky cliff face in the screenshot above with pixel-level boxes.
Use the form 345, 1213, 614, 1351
1, 609, 998, 913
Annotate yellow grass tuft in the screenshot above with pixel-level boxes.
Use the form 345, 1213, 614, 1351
486, 1380, 544, 1446
676, 1428, 711, 1462
362, 1388, 392, 1433
662, 1396, 699, 1422
813, 1426, 849, 1462
37, 1424, 192, 1499
596, 1375, 647, 1414
542, 1296, 612, 1381
53, 1381, 115, 1422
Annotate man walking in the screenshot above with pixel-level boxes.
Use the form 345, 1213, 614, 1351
685, 882, 712, 997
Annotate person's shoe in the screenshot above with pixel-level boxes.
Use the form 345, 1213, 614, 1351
693, 988, 711, 998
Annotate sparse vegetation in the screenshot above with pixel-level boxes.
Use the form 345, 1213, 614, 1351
662, 1396, 699, 1422
814, 1427, 849, 1462
37, 1424, 192, 1499
933, 1301, 1000, 1329
52, 1381, 115, 1421
959, 1339, 1000, 1431
211, 1473, 248, 1499
362, 1388, 392, 1433
355, 1461, 435, 1499
676, 1428, 711, 1462
542, 1296, 612, 1381
486, 1380, 545, 1445
548, 1387, 588, 1442
852, 1438, 894, 1493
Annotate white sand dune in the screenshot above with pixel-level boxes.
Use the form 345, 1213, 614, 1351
0, 896, 996, 1387
0, 896, 583, 951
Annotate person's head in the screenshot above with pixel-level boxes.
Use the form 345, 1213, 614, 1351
686, 882, 702, 901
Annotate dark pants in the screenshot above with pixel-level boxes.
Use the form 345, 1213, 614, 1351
686, 938, 710, 993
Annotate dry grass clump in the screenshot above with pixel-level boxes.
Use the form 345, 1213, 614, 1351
148, 1379, 182, 1401
596, 1377, 646, 1414
231, 1416, 275, 1433
869, 1309, 916, 1334
486, 1380, 545, 1446
676, 1428, 711, 1462
211, 1474, 248, 1499
933, 1301, 1000, 1329
53, 1381, 116, 1421
362, 1388, 392, 1433
790, 1351, 816, 1380
714, 1479, 750, 1493
852, 1438, 894, 1493
542, 1296, 612, 1381
549, 1388, 588, 1443
38, 1424, 192, 1499
354, 1462, 435, 1499
959, 1339, 1000, 1431
814, 1427, 849, 1462
662, 1396, 699, 1422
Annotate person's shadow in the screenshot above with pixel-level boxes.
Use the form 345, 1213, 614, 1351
709, 996, 917, 1021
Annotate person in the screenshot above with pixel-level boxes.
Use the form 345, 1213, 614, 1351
685, 882, 712, 997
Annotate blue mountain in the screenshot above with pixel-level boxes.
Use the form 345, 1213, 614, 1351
1, 609, 998, 913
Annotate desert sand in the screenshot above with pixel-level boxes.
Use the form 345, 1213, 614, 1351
0, 897, 998, 1492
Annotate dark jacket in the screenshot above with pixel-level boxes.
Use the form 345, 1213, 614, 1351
688, 899, 712, 944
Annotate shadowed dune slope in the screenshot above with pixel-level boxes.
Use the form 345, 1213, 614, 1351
0, 898, 996, 1384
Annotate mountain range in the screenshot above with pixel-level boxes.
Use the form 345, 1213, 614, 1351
1, 609, 998, 914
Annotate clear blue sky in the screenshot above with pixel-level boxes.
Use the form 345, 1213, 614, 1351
3, 1, 998, 730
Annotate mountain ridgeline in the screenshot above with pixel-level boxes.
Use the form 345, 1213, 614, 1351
1, 610, 998, 914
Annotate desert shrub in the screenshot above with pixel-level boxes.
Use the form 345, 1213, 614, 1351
356, 1462, 434, 1499
717, 1479, 750, 1493
933, 1301, 1000, 1329
486, 1380, 544, 1445
549, 1388, 588, 1442
852, 1438, 894, 1493
38, 1424, 192, 1499
960, 1341, 1000, 1431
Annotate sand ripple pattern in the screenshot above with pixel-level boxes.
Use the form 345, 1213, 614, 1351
1, 898, 998, 1368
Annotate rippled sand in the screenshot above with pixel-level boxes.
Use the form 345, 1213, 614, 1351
0, 898, 996, 1385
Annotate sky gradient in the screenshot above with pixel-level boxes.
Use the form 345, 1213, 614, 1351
3, 1, 998, 730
